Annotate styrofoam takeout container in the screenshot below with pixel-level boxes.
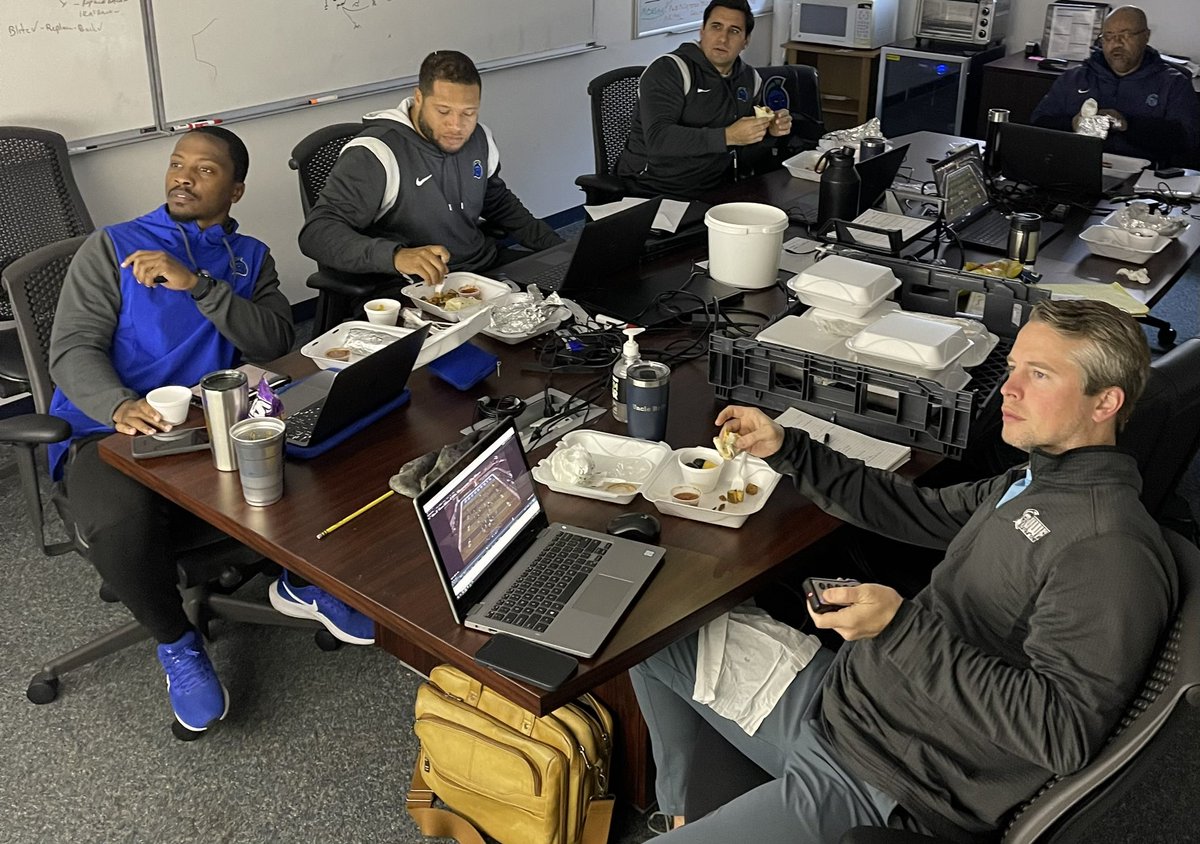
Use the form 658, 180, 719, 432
300, 309, 490, 371
401, 272, 511, 322
845, 312, 972, 370
782, 149, 824, 181
1101, 204, 1190, 239
531, 431, 671, 505
1079, 225, 1169, 265
642, 448, 780, 529
789, 256, 900, 318
1102, 153, 1150, 177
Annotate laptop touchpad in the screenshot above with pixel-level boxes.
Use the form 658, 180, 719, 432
573, 575, 631, 616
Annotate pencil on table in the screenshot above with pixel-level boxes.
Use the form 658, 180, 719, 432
316, 489, 396, 540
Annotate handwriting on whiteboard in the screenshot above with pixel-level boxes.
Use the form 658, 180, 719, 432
5, 0, 134, 38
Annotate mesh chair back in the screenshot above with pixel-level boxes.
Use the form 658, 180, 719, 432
288, 122, 364, 214
2, 236, 87, 414
587, 66, 645, 178
1000, 529, 1200, 843
0, 128, 93, 321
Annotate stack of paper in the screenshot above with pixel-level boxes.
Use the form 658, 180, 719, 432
776, 407, 911, 471
1043, 282, 1149, 316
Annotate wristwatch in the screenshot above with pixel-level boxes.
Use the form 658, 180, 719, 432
190, 269, 215, 301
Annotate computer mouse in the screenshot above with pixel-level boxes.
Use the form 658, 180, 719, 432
606, 512, 661, 544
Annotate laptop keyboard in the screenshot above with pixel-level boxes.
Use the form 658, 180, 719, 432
963, 210, 1011, 249
524, 262, 569, 293
485, 532, 612, 632
284, 401, 324, 446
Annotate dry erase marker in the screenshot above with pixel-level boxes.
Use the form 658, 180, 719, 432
308, 95, 339, 105
170, 120, 222, 131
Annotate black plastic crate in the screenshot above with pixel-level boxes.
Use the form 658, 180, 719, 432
708, 256, 1050, 458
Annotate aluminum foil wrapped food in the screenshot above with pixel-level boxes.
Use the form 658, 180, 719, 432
820, 118, 884, 147
1076, 98, 1112, 139
341, 327, 404, 356
488, 288, 565, 336
1111, 203, 1189, 238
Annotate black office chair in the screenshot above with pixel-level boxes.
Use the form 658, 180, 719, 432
737, 64, 826, 179
684, 529, 1200, 843
574, 65, 645, 205
1118, 338, 1200, 537
0, 237, 331, 734
0, 126, 94, 400
289, 121, 392, 333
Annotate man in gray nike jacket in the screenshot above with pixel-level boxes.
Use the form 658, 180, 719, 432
298, 50, 562, 289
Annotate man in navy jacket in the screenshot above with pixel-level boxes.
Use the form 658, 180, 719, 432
1030, 5, 1199, 166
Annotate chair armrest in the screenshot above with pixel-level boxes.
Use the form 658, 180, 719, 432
305, 267, 393, 298
0, 413, 71, 445
574, 173, 628, 206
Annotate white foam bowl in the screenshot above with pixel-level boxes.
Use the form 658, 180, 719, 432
1079, 224, 1169, 265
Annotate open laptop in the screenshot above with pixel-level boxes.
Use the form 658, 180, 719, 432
281, 324, 429, 447
997, 123, 1120, 197
499, 199, 743, 326
414, 418, 665, 658
933, 144, 1063, 254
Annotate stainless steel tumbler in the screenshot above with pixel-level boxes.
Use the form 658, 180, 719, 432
985, 108, 1009, 173
1007, 212, 1042, 264
626, 361, 671, 441
200, 369, 249, 471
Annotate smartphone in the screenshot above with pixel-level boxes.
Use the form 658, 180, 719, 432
474, 634, 579, 691
801, 577, 862, 614
1154, 167, 1186, 180
130, 427, 211, 459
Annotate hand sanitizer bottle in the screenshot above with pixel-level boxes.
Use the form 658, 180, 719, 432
611, 326, 645, 422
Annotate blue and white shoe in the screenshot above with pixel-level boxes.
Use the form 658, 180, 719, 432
156, 629, 229, 732
269, 572, 375, 645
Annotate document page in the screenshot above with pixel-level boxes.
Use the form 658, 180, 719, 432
775, 408, 912, 471
847, 210, 936, 251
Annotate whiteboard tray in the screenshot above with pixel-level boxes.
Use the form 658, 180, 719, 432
532, 431, 671, 505
300, 310, 489, 371
642, 448, 780, 529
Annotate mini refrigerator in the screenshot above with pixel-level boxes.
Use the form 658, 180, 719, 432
875, 40, 1005, 138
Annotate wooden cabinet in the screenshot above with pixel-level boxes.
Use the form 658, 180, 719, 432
783, 41, 880, 130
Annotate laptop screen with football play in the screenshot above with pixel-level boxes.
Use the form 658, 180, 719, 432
419, 424, 541, 604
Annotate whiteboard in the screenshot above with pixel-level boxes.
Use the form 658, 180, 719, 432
635, 0, 772, 38
0, 0, 157, 145
150, 0, 597, 125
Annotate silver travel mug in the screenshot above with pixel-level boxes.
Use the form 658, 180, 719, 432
985, 108, 1009, 173
200, 369, 249, 471
859, 137, 886, 160
1007, 213, 1042, 264
230, 417, 286, 506
626, 361, 671, 441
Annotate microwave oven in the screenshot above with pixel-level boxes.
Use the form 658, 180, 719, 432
915, 0, 1011, 46
791, 0, 899, 50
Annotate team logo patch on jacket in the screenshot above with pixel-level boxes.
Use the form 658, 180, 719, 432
472, 160, 483, 179
736, 86, 748, 102
1014, 508, 1051, 543
1146, 93, 1159, 107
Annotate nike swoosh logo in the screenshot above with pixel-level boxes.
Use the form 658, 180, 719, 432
415, 175, 433, 186
1077, 88, 1091, 94
697, 87, 711, 93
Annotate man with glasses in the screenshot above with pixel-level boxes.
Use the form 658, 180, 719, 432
1030, 5, 1198, 166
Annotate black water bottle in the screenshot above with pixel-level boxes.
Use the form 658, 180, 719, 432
817, 146, 860, 227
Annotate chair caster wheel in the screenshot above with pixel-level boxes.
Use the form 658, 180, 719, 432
171, 720, 206, 742
27, 673, 59, 705
1158, 327, 1178, 349
315, 629, 342, 651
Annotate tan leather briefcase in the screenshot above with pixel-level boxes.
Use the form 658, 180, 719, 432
407, 664, 615, 844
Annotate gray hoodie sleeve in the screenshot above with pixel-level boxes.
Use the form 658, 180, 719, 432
49, 230, 295, 426
481, 169, 564, 252
297, 146, 405, 275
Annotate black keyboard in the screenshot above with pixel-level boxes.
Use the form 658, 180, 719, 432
284, 401, 323, 445
524, 262, 569, 292
485, 532, 611, 633
962, 210, 1011, 249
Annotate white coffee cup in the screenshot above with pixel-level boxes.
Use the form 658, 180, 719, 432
364, 298, 401, 326
146, 385, 192, 426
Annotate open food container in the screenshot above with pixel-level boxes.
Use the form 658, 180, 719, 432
300, 307, 490, 371
533, 433, 780, 529
1079, 225, 1169, 265
401, 272, 511, 322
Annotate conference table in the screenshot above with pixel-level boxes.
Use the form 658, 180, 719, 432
97, 132, 1199, 806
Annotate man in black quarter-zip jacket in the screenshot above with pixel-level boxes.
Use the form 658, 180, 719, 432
299, 50, 562, 290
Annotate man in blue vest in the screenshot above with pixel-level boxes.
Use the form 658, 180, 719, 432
48, 127, 375, 736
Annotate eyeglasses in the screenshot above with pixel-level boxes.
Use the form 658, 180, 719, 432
1097, 29, 1147, 45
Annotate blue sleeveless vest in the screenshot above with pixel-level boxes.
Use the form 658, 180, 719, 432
48, 206, 267, 479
